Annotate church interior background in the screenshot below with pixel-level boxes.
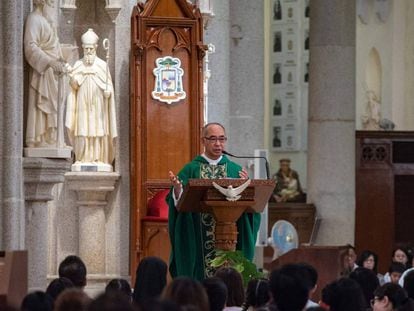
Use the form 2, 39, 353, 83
1, 0, 413, 293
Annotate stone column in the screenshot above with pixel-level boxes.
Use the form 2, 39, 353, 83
0, 0, 28, 250
24, 158, 71, 290
66, 172, 119, 293
307, 0, 356, 244
205, 0, 230, 129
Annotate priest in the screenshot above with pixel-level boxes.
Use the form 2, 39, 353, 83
168, 122, 261, 280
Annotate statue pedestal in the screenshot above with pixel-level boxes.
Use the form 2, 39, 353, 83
66, 172, 119, 294
71, 162, 113, 172
23, 158, 71, 291
24, 147, 72, 159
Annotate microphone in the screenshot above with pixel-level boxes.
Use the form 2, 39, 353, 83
222, 150, 270, 179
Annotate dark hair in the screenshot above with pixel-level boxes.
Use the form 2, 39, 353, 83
349, 267, 380, 308
392, 247, 412, 267
45, 277, 74, 301
214, 267, 244, 307
162, 277, 209, 311
21, 291, 53, 311
89, 292, 135, 311
54, 288, 91, 311
269, 266, 308, 311
306, 308, 326, 311
202, 277, 228, 311
374, 283, 408, 309
105, 278, 132, 300
321, 278, 365, 311
403, 270, 414, 299
356, 250, 379, 273
298, 263, 318, 288
389, 262, 406, 274
133, 256, 167, 305
139, 298, 180, 311
58, 255, 87, 287
243, 278, 270, 310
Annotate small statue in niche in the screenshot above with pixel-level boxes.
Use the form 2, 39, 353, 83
274, 0, 282, 20
65, 29, 118, 171
361, 89, 381, 130
272, 159, 305, 202
273, 64, 282, 84
273, 98, 282, 116
273, 127, 281, 148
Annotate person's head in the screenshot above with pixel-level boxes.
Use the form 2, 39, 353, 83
392, 247, 410, 267
214, 267, 244, 307
344, 244, 357, 269
202, 277, 228, 311
133, 256, 167, 304
53, 288, 91, 311
21, 291, 53, 311
403, 270, 414, 300
45, 277, 74, 302
201, 123, 227, 160
389, 262, 406, 284
269, 266, 308, 311
81, 29, 99, 66
357, 250, 379, 273
105, 278, 132, 301
297, 263, 318, 297
139, 298, 180, 311
58, 255, 87, 288
162, 277, 209, 311
244, 278, 270, 309
89, 291, 135, 311
321, 277, 366, 311
349, 267, 380, 308
372, 283, 408, 311
279, 159, 291, 174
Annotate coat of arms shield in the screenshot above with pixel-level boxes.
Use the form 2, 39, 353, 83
152, 56, 186, 104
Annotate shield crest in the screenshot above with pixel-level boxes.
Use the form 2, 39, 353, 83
152, 56, 186, 104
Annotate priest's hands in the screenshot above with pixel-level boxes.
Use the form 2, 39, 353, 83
168, 171, 182, 198
239, 168, 249, 179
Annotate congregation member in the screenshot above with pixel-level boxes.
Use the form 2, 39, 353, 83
132, 256, 167, 306
214, 267, 245, 311
202, 277, 228, 311
357, 250, 385, 284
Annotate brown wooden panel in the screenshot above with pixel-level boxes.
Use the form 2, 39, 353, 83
130, 0, 206, 280
264, 203, 316, 261
355, 131, 414, 273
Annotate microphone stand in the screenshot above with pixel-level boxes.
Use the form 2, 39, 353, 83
222, 150, 270, 180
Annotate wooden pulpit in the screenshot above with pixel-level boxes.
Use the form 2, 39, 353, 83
177, 179, 276, 250
0, 251, 28, 309
265, 246, 348, 301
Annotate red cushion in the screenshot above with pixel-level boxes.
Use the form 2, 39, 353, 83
147, 189, 170, 219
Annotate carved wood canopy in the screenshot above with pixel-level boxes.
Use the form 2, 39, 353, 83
130, 0, 206, 276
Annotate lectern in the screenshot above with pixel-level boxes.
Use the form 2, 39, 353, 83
177, 179, 276, 251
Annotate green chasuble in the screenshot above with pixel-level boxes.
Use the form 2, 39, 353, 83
167, 155, 261, 281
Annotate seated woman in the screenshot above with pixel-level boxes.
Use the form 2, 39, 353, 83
356, 250, 384, 285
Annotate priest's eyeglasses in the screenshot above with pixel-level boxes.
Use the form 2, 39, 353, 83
204, 136, 227, 143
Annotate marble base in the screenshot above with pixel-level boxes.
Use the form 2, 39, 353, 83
71, 162, 113, 172
24, 147, 72, 159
